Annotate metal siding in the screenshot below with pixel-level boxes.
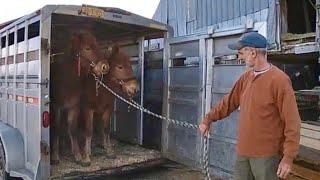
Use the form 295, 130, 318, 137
187, 21, 195, 34
246, 0, 254, 14
187, 0, 196, 21
261, 0, 269, 9
240, 0, 246, 16
168, 0, 178, 36
212, 0, 218, 25
26, 105, 40, 171
234, 17, 241, 26
234, 0, 240, 18
217, 0, 223, 23
254, 11, 261, 22
254, 0, 260, 12
177, 0, 187, 36
196, 0, 200, 29
207, 0, 212, 26
161, 0, 168, 23
222, 0, 228, 21
202, 0, 207, 28
228, 0, 234, 20
260, 8, 269, 21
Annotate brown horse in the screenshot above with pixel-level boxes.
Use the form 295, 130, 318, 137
51, 31, 110, 164
80, 45, 139, 166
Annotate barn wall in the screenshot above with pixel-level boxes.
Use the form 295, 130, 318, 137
153, 0, 271, 37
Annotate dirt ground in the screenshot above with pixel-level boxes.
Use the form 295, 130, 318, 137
88, 162, 219, 180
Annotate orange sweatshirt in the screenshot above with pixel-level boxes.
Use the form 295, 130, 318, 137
203, 65, 301, 165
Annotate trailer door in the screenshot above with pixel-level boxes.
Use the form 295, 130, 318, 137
162, 34, 207, 169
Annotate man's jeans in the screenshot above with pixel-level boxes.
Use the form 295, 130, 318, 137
234, 155, 281, 180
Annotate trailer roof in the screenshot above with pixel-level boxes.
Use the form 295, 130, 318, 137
0, 5, 171, 39
50, 4, 172, 40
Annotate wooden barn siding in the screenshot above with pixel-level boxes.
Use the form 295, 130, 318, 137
153, 0, 270, 37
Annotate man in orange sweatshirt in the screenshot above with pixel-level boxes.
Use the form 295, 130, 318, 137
199, 32, 301, 180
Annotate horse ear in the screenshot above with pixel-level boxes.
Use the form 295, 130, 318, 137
111, 45, 120, 55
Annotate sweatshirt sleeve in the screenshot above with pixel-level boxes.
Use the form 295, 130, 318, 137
202, 75, 243, 126
276, 77, 301, 166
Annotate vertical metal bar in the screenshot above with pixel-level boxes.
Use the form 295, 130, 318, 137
205, 39, 213, 116
24, 19, 29, 166
138, 36, 145, 145
5, 30, 9, 125
162, 32, 170, 153
0, 32, 2, 123
276, 0, 281, 50
40, 12, 51, 179
198, 38, 207, 166
13, 25, 18, 128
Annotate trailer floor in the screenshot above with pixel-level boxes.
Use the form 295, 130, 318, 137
51, 142, 163, 179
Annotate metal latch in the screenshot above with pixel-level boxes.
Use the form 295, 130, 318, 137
40, 140, 49, 156
36, 79, 49, 88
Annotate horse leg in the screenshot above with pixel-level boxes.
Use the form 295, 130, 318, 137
67, 106, 81, 163
82, 108, 94, 166
51, 107, 61, 164
101, 107, 116, 159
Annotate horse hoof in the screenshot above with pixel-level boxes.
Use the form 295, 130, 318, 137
81, 161, 91, 167
105, 154, 116, 159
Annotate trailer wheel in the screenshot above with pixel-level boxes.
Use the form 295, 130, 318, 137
0, 139, 9, 180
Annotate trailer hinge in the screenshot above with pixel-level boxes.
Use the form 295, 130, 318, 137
40, 140, 49, 156
37, 79, 49, 88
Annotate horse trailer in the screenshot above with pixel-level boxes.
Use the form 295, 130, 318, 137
0, 5, 172, 179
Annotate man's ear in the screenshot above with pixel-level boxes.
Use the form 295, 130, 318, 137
252, 48, 257, 58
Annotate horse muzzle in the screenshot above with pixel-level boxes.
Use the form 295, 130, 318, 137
92, 61, 110, 76
122, 79, 139, 98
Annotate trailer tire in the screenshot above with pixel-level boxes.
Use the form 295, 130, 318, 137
0, 139, 9, 180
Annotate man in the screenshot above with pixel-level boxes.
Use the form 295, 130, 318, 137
199, 32, 301, 180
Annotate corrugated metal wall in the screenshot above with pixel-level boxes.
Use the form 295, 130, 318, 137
153, 0, 270, 37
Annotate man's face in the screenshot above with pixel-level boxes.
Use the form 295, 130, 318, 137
237, 47, 256, 68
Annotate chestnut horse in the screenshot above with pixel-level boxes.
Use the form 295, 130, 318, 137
51, 31, 110, 164
80, 45, 139, 166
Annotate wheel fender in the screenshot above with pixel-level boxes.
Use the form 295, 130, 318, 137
0, 122, 25, 172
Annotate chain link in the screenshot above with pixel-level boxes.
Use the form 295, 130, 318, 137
92, 74, 211, 180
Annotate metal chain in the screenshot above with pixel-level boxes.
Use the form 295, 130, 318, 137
92, 74, 211, 180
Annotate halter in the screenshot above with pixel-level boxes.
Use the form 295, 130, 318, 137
75, 52, 97, 77
76, 52, 108, 97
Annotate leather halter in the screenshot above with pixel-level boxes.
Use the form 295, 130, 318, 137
75, 52, 97, 77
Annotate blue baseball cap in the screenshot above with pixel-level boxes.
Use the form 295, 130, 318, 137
228, 32, 268, 50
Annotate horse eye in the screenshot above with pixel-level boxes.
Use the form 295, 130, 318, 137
117, 65, 123, 69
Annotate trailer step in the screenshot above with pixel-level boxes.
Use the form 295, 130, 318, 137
10, 168, 34, 180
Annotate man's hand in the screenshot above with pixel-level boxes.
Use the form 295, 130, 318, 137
277, 159, 292, 179
199, 123, 210, 137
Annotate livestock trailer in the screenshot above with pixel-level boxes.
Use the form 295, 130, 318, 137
153, 0, 320, 179
0, 5, 171, 179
